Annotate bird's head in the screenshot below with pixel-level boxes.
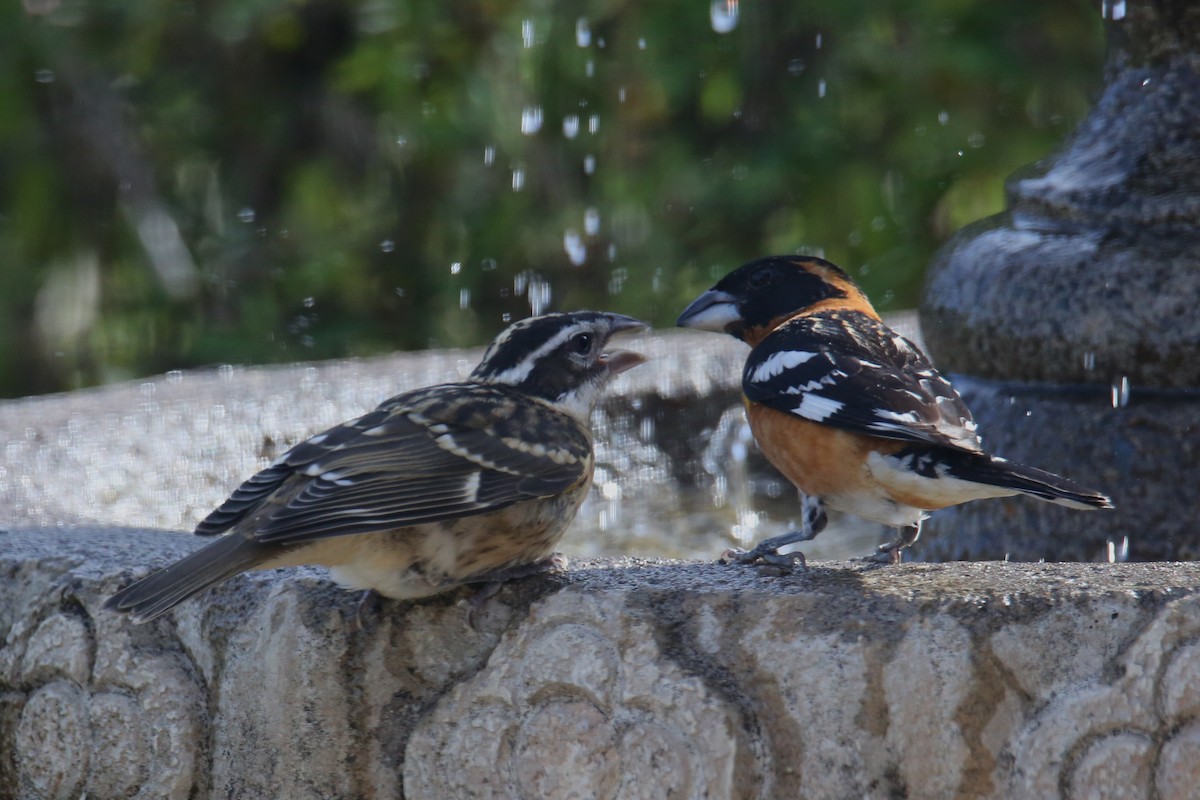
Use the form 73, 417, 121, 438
471, 311, 649, 421
676, 256, 876, 346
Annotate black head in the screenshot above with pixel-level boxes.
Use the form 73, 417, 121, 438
676, 256, 867, 342
471, 311, 648, 418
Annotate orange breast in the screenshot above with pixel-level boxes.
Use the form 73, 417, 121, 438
745, 402, 907, 498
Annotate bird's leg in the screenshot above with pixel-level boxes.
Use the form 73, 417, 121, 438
464, 553, 569, 628
352, 589, 381, 631
721, 495, 827, 572
866, 521, 922, 564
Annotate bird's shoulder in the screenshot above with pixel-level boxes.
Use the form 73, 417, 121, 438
741, 309, 982, 452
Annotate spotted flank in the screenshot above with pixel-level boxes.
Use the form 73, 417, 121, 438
743, 310, 982, 453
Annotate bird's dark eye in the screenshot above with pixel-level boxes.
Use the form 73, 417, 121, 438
570, 332, 593, 354
748, 267, 773, 289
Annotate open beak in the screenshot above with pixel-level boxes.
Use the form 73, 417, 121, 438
601, 313, 650, 375
676, 289, 741, 333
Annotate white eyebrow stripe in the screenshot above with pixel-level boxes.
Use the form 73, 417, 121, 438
484, 323, 582, 385
748, 350, 819, 383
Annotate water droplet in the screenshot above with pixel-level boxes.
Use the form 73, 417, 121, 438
584, 207, 600, 236
395, 135, 408, 147
585, 60, 595, 78
588, 114, 600, 134
300, 335, 315, 348
618, 87, 627, 103
522, 19, 535, 48
815, 32, 823, 49
481, 258, 498, 271
483, 145, 495, 166
1082, 352, 1096, 371
563, 114, 580, 139
1102, 0, 1127, 20
575, 17, 591, 47
379, 239, 395, 253
523, 273, 552, 316
637, 38, 647, 50
608, 267, 628, 295
303, 296, 315, 308
521, 106, 543, 135
583, 155, 596, 175
237, 207, 256, 223
967, 131, 985, 148
450, 262, 462, 275
459, 288, 471, 310
938, 110, 949, 126
710, 0, 739, 34
787, 59, 805, 76
564, 230, 586, 266
512, 166, 525, 191
1111, 376, 1131, 408
1141, 77, 1151, 87
395, 287, 406, 297
501, 312, 512, 323
817, 79, 827, 98
34, 69, 55, 84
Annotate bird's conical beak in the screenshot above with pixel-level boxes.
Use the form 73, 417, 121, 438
601, 314, 650, 374
676, 289, 741, 333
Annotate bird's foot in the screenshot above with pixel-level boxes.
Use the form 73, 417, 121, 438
464, 553, 569, 629
857, 522, 920, 566
720, 546, 807, 575
352, 589, 381, 631
855, 547, 902, 566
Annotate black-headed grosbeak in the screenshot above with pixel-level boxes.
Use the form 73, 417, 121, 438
677, 255, 1113, 567
106, 311, 648, 623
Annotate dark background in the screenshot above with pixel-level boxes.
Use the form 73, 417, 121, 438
0, 0, 1103, 397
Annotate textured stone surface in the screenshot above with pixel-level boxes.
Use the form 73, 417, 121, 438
2, 528, 1200, 799
922, 0, 1200, 387
920, 0, 1200, 560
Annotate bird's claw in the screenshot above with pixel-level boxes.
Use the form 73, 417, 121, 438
463, 553, 569, 630
720, 547, 807, 575
352, 589, 381, 631
854, 545, 903, 566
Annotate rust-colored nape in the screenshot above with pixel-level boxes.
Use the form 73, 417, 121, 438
789, 258, 880, 321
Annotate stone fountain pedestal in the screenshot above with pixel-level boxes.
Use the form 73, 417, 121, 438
919, 0, 1200, 561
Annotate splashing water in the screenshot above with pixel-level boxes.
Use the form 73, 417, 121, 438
1111, 376, 1130, 408
710, 0, 739, 34
520, 106, 543, 134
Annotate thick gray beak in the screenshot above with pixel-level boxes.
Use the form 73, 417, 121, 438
603, 313, 651, 336
676, 289, 741, 333
601, 313, 650, 374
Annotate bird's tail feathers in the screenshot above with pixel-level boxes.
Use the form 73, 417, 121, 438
104, 533, 265, 624
956, 454, 1113, 510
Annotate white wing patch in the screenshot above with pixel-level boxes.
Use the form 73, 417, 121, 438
748, 350, 818, 383
794, 394, 844, 422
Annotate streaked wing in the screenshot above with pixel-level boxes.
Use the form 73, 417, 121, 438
195, 385, 592, 544
741, 311, 982, 452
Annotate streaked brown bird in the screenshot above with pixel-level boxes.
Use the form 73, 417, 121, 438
677, 255, 1113, 567
107, 311, 648, 623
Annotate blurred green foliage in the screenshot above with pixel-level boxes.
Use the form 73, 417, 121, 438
0, 0, 1102, 397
